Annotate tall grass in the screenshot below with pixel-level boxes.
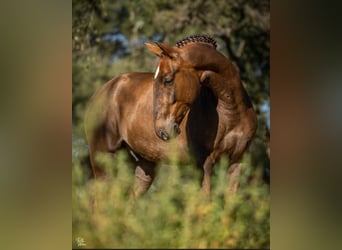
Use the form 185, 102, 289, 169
72, 150, 269, 248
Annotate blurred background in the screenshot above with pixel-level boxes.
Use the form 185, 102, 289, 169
72, 0, 270, 180
3, 0, 341, 249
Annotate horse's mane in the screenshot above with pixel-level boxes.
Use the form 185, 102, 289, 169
175, 35, 217, 49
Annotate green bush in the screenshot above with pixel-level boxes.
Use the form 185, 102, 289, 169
72, 150, 269, 248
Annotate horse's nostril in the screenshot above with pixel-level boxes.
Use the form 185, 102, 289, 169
159, 130, 169, 141
173, 123, 180, 134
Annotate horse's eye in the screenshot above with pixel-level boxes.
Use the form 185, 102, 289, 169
164, 78, 173, 86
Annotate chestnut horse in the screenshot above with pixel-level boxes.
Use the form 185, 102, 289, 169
84, 35, 257, 198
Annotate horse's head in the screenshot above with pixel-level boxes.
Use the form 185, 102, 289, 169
145, 42, 201, 141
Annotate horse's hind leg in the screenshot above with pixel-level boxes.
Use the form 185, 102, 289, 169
88, 145, 107, 179
88, 137, 116, 180
131, 160, 156, 198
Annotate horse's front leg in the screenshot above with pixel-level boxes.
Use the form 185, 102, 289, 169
131, 161, 156, 198
227, 138, 250, 193
228, 162, 241, 193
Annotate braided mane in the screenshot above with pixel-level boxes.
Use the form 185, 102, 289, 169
175, 35, 217, 49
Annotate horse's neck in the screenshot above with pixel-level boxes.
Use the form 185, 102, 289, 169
184, 45, 253, 117
205, 64, 253, 120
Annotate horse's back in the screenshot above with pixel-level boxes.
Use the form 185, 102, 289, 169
84, 72, 153, 152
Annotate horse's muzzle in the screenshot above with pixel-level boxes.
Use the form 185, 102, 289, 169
159, 129, 169, 141
157, 123, 180, 141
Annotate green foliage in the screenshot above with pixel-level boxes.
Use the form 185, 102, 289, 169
72, 151, 269, 248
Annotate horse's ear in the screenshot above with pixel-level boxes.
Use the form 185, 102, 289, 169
155, 42, 174, 59
145, 42, 163, 57
145, 42, 175, 58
